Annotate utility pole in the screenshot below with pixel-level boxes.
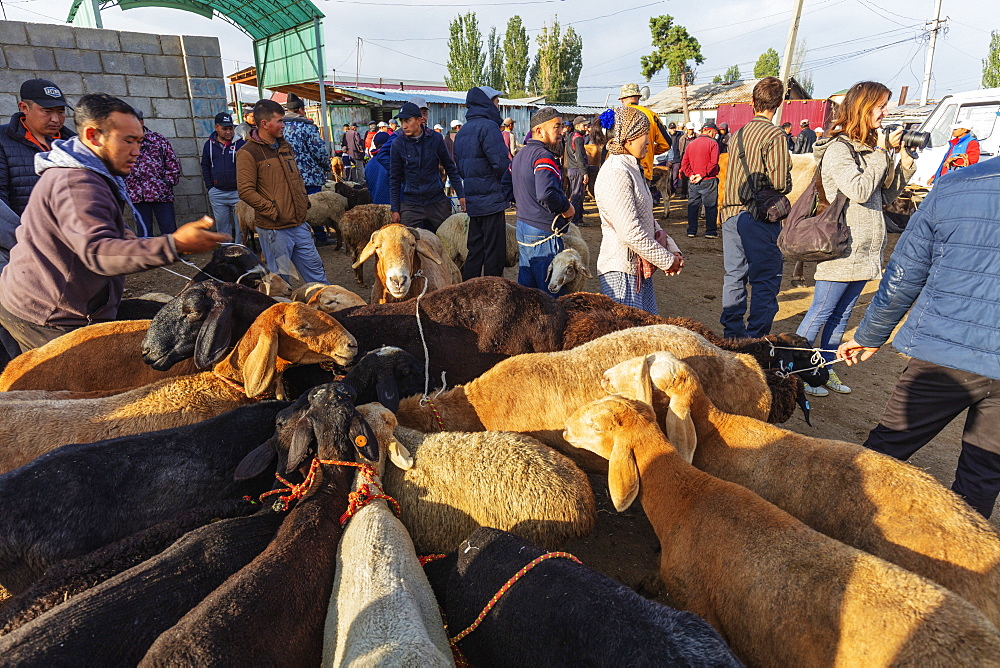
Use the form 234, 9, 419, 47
356, 37, 362, 87
919, 0, 946, 107
775, 0, 806, 126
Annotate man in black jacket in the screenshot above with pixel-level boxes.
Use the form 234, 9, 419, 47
0, 79, 75, 220
564, 116, 589, 226
794, 119, 816, 154
201, 112, 245, 243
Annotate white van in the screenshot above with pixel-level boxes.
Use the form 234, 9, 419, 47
912, 88, 1000, 186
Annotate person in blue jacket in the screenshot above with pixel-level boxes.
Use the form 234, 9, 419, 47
200, 112, 245, 243
365, 131, 392, 205
838, 158, 1000, 518
454, 86, 513, 279
389, 102, 465, 232
511, 107, 575, 293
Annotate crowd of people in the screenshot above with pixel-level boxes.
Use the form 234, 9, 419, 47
0, 72, 996, 517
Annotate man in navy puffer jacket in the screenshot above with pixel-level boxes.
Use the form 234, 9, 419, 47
839, 157, 1000, 517
454, 86, 513, 279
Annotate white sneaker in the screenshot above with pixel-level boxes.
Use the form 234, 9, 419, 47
826, 370, 852, 394
804, 384, 829, 397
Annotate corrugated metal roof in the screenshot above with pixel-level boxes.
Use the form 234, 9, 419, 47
550, 104, 608, 116
646, 78, 810, 114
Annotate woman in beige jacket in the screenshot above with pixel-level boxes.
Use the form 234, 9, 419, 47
594, 106, 683, 314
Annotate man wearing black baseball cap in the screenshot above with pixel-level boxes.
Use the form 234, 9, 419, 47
201, 111, 245, 243
0, 79, 75, 221
388, 101, 464, 231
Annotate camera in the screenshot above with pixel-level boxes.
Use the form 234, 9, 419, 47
882, 124, 931, 158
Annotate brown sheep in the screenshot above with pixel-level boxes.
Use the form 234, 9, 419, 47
352, 223, 460, 304
564, 393, 1000, 667
339, 204, 393, 287
604, 351, 1000, 630
290, 282, 367, 312
0, 320, 198, 393
0, 303, 357, 474
395, 325, 770, 471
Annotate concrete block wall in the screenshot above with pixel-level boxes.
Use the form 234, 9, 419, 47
0, 21, 228, 220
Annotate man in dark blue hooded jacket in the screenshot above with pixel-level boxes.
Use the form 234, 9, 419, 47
454, 86, 512, 279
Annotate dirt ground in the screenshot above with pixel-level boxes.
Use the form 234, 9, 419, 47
125, 195, 991, 601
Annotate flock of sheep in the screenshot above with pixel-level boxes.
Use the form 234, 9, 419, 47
0, 181, 995, 666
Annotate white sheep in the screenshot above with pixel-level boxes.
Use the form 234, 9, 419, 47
304, 190, 349, 232
545, 247, 592, 294
435, 213, 519, 269
322, 404, 453, 668
385, 426, 597, 554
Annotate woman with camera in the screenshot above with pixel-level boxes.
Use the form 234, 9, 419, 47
795, 81, 917, 397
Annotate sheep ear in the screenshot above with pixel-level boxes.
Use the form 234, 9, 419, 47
350, 413, 381, 463
388, 440, 414, 470
285, 419, 315, 474
580, 262, 593, 279
635, 355, 655, 407
194, 300, 235, 369
544, 261, 553, 283
352, 234, 377, 268
665, 396, 698, 464
239, 327, 280, 398
234, 439, 278, 480
608, 439, 639, 511
375, 369, 400, 412
416, 237, 443, 265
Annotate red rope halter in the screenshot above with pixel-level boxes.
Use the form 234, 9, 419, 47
424, 398, 445, 431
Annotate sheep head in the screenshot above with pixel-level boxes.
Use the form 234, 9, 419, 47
356, 402, 413, 473
306, 285, 367, 313
226, 303, 358, 398
601, 352, 698, 463
563, 395, 660, 512
233, 382, 379, 482
340, 346, 424, 412
764, 332, 830, 388
353, 224, 443, 299
545, 248, 591, 294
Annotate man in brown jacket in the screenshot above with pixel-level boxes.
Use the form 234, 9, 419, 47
0, 93, 225, 353
236, 99, 326, 284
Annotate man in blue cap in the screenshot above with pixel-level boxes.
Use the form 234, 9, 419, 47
200, 111, 245, 243
389, 101, 464, 232
454, 86, 512, 279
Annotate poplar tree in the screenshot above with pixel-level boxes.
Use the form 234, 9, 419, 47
503, 16, 530, 97
983, 31, 1000, 88
445, 12, 485, 90
485, 27, 506, 92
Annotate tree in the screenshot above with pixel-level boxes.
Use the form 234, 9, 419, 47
754, 48, 780, 78
723, 64, 741, 82
528, 17, 584, 104
503, 16, 530, 97
712, 74, 723, 83
560, 26, 583, 104
485, 27, 505, 92
788, 39, 815, 97
984, 31, 1000, 88
445, 12, 485, 90
640, 15, 704, 121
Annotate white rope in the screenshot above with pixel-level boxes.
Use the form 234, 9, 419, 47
766, 340, 845, 378
412, 270, 434, 406
516, 215, 567, 248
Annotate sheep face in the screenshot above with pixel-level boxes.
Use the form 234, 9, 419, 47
356, 402, 413, 472
544, 249, 590, 294
142, 281, 235, 371
353, 224, 443, 299
309, 286, 367, 313
767, 332, 830, 388
271, 303, 358, 368
563, 396, 656, 512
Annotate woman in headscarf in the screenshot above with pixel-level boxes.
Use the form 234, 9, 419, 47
594, 106, 683, 314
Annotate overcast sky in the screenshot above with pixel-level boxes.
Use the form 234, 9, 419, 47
6, 0, 992, 106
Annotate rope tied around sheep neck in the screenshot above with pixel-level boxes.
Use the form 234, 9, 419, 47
446, 551, 582, 644
258, 458, 393, 513
212, 371, 271, 401
516, 215, 567, 248
414, 270, 449, 416
765, 341, 846, 379
339, 463, 401, 526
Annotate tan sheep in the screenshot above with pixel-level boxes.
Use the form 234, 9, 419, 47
0, 320, 198, 393
604, 351, 1000, 630
564, 393, 1000, 667
352, 224, 461, 304
304, 190, 348, 247
435, 213, 521, 269
339, 204, 393, 287
0, 303, 357, 475
289, 282, 367, 312
394, 325, 770, 471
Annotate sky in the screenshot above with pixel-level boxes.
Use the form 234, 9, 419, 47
3, 0, 993, 106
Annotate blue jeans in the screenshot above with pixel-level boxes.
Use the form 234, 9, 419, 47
720, 212, 783, 338
207, 188, 241, 244
516, 220, 565, 294
687, 178, 718, 236
134, 201, 176, 236
795, 279, 866, 363
258, 223, 327, 284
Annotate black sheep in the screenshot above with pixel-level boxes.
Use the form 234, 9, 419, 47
140, 383, 377, 667
0, 400, 288, 595
423, 527, 741, 667
0, 508, 286, 664
0, 499, 257, 636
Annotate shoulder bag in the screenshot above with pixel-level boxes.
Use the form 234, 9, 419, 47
777, 137, 861, 262
735, 126, 791, 223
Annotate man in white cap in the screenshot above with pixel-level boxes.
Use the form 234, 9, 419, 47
445, 119, 462, 161
929, 121, 980, 185
618, 82, 670, 183
408, 96, 430, 127
794, 119, 816, 154
433, 124, 444, 134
